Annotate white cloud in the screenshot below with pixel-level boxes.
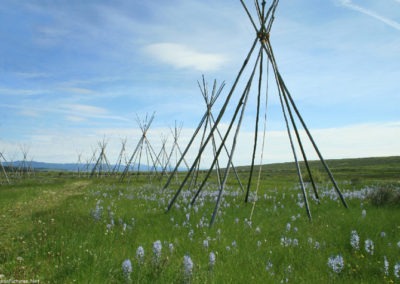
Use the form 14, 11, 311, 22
0, 87, 47, 97
338, 0, 400, 31
65, 116, 86, 122
145, 43, 228, 72
1, 102, 128, 122
61, 104, 130, 121
62, 87, 97, 95
63, 104, 107, 116
298, 121, 400, 160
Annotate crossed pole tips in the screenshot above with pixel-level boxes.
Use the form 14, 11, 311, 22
164, 0, 348, 227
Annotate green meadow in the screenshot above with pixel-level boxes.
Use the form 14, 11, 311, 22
0, 156, 399, 283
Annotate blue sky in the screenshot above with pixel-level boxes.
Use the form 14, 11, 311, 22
0, 0, 399, 165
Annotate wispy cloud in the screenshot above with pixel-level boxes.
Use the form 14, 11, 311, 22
65, 116, 87, 123
60, 104, 129, 121
18, 109, 40, 118
33, 25, 72, 47
13, 72, 51, 79
1, 102, 129, 122
339, 0, 400, 31
144, 43, 228, 72
61, 87, 97, 95
63, 104, 108, 116
0, 87, 47, 97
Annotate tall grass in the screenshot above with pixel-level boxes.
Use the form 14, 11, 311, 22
0, 161, 399, 283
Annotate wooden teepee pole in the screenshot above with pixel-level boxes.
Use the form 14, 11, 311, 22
0, 152, 10, 184
209, 47, 263, 226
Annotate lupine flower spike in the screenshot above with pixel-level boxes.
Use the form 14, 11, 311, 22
153, 240, 162, 263
122, 259, 132, 281
183, 255, 194, 279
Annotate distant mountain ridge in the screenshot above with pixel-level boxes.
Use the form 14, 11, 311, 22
3, 161, 79, 171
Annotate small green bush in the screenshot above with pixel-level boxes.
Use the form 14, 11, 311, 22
302, 169, 326, 184
367, 186, 400, 206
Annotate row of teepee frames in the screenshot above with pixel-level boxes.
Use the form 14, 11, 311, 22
163, 0, 348, 227
118, 114, 190, 182
0, 145, 36, 184
72, 114, 190, 181
84, 74, 246, 188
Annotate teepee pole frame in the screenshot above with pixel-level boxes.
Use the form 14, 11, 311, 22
165, 0, 348, 225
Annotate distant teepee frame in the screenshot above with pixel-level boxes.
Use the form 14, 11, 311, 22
112, 138, 128, 175
121, 112, 161, 181
0, 151, 10, 184
75, 152, 83, 177
85, 147, 97, 176
154, 134, 170, 178
90, 138, 112, 177
163, 76, 244, 192
164, 0, 348, 226
159, 121, 190, 181
18, 145, 31, 177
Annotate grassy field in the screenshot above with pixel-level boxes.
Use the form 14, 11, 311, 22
0, 156, 399, 283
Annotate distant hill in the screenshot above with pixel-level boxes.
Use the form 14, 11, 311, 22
2, 161, 78, 171
3, 156, 399, 175
235, 156, 400, 184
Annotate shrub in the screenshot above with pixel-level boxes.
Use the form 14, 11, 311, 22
367, 186, 400, 206
302, 169, 326, 184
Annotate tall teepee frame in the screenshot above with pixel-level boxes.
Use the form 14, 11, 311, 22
90, 139, 112, 177
197, 76, 244, 191
164, 0, 348, 226
85, 148, 97, 176
112, 138, 128, 174
121, 113, 161, 181
163, 76, 244, 193
18, 145, 31, 177
154, 135, 169, 178
0, 151, 10, 184
189, 76, 226, 189
195, 76, 244, 190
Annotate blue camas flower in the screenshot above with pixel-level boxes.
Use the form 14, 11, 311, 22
122, 259, 132, 280
183, 255, 193, 278
153, 240, 162, 262
327, 255, 344, 273
136, 246, 144, 264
